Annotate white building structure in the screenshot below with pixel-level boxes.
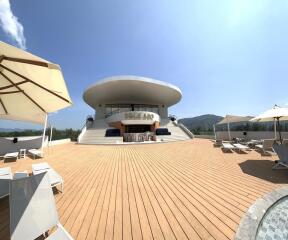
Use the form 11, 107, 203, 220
78, 76, 193, 144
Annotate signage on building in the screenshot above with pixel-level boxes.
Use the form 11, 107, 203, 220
124, 112, 154, 120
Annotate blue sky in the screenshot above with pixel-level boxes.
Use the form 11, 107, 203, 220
0, 0, 288, 130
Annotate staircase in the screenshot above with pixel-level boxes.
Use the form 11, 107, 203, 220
157, 119, 193, 142
78, 118, 193, 144
78, 119, 123, 144
79, 129, 123, 144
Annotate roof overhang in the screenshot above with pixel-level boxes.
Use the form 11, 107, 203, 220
83, 76, 182, 109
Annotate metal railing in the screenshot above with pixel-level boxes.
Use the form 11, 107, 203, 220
77, 124, 87, 143
174, 121, 194, 139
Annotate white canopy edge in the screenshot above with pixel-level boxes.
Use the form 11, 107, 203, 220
250, 106, 288, 122
0, 113, 46, 124
217, 115, 254, 125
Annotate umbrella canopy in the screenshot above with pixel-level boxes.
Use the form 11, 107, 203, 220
0, 41, 72, 124
217, 115, 254, 125
250, 106, 288, 122
216, 115, 254, 141
250, 105, 288, 143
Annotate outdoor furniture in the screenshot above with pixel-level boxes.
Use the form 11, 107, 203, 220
222, 142, 235, 152
0, 167, 13, 179
155, 128, 171, 135
233, 143, 250, 153
3, 152, 19, 160
32, 162, 64, 192
0, 167, 12, 199
10, 172, 73, 240
216, 115, 254, 141
246, 139, 262, 148
250, 105, 288, 143
255, 139, 275, 155
105, 128, 121, 137
283, 139, 288, 147
13, 170, 29, 179
28, 148, 43, 159
272, 144, 288, 169
19, 149, 26, 159
214, 139, 223, 147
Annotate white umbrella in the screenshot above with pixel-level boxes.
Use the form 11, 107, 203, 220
217, 115, 254, 141
250, 105, 288, 143
0, 41, 72, 149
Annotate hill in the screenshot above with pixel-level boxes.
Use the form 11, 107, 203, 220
0, 128, 25, 132
178, 114, 223, 134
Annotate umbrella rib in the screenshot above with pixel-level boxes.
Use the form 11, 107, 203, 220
0, 80, 29, 91
0, 97, 7, 114
0, 71, 46, 113
0, 64, 71, 104
0, 90, 23, 94
1, 56, 49, 68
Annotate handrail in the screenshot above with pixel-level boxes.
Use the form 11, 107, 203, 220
173, 121, 194, 139
77, 122, 87, 143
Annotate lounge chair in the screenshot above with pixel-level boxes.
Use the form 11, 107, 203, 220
13, 171, 29, 179
272, 144, 288, 169
283, 139, 288, 147
10, 172, 73, 240
246, 139, 262, 149
0, 167, 12, 199
233, 143, 250, 153
32, 162, 64, 192
255, 139, 275, 155
28, 148, 43, 159
222, 142, 235, 152
3, 152, 19, 160
214, 139, 223, 147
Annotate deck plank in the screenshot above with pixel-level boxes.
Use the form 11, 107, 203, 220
0, 139, 287, 240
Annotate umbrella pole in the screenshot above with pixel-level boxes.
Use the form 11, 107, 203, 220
276, 117, 282, 144
41, 114, 48, 152
227, 122, 231, 141
49, 124, 53, 147
213, 124, 216, 140
274, 119, 277, 140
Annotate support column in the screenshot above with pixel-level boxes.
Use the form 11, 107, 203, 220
41, 114, 48, 152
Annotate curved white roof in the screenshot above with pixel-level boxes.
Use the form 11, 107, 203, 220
83, 75, 182, 109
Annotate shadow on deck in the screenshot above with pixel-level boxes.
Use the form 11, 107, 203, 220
239, 160, 288, 184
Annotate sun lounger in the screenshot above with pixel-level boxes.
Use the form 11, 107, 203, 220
32, 162, 64, 192
28, 149, 43, 159
10, 172, 73, 240
0, 167, 12, 199
214, 139, 223, 147
222, 142, 235, 152
283, 139, 288, 147
246, 139, 262, 148
255, 139, 275, 155
3, 152, 19, 160
233, 143, 250, 152
13, 171, 29, 179
272, 144, 288, 169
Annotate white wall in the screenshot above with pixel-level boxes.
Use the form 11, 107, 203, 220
95, 105, 168, 120
0, 136, 45, 156
46, 138, 71, 146
195, 135, 215, 139
0, 136, 72, 155
95, 105, 105, 119
216, 131, 288, 141
158, 105, 168, 118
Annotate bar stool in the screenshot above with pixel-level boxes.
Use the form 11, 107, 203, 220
19, 149, 26, 159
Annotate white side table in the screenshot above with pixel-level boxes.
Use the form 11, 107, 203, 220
14, 170, 28, 179
19, 149, 26, 159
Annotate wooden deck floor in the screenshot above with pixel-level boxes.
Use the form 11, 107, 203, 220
0, 139, 287, 240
